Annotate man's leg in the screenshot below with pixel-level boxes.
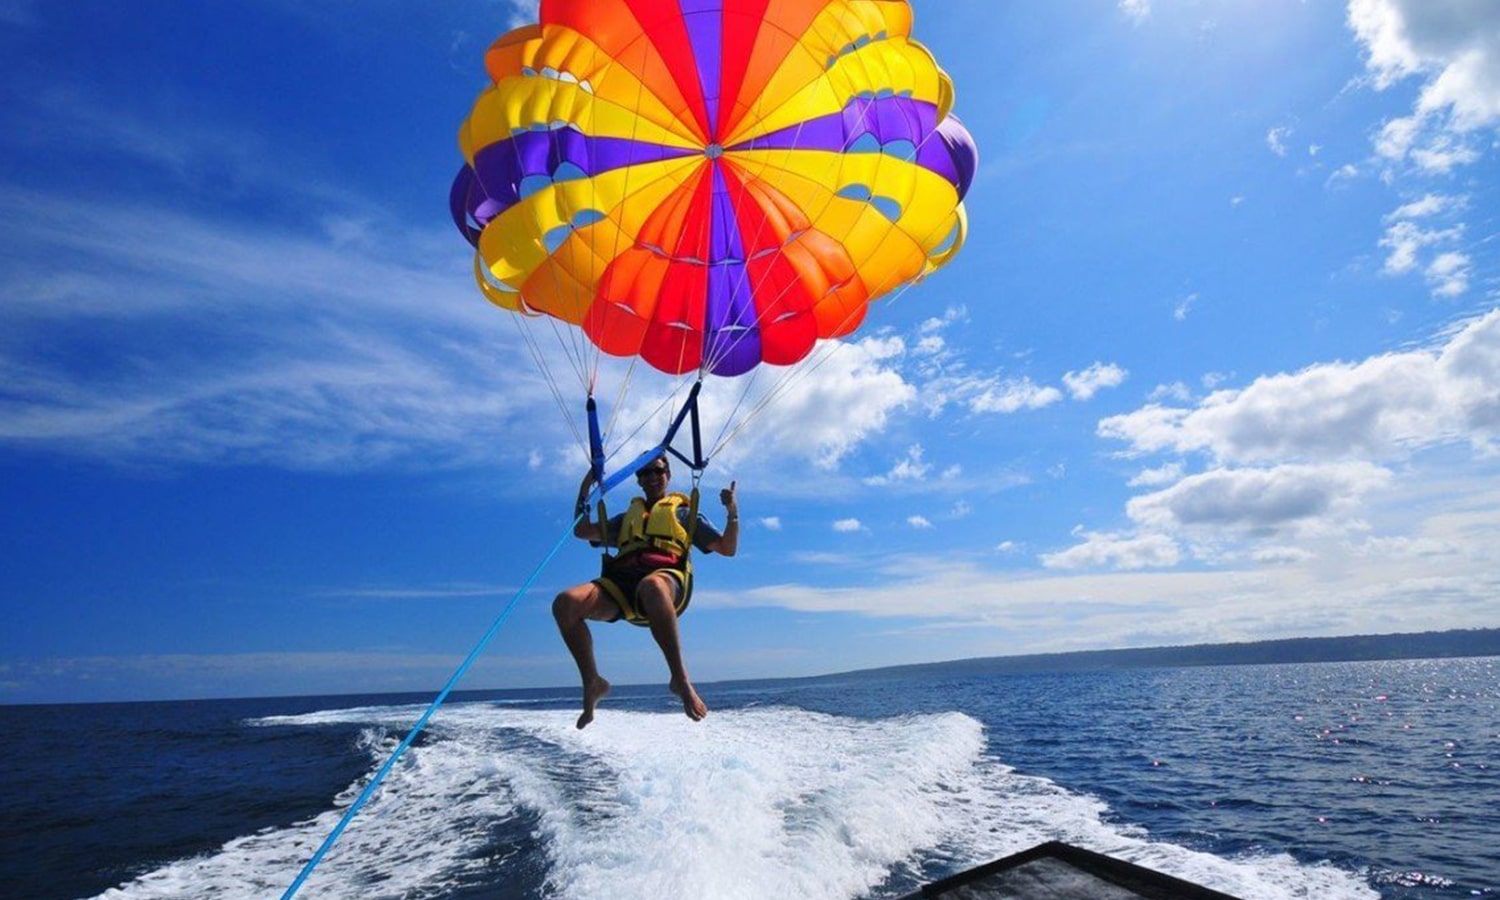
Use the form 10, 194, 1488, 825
636, 573, 708, 722
553, 582, 619, 729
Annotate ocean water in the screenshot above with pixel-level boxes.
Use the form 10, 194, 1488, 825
3, 657, 1496, 900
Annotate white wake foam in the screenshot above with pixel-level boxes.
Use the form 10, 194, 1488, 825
91, 703, 1378, 900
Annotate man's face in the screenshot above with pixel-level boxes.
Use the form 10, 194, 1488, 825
636, 461, 669, 499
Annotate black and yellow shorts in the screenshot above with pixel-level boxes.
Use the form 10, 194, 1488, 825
595, 558, 693, 626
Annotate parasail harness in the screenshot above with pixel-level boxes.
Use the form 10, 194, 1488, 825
583, 380, 706, 577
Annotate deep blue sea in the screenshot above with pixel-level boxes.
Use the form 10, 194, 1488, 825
3, 657, 1497, 899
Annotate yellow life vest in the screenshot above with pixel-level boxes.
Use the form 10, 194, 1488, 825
616, 492, 694, 560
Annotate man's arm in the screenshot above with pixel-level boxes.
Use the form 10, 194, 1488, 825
705, 481, 738, 557
573, 471, 603, 543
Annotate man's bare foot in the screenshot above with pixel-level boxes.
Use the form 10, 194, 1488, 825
576, 676, 611, 729
669, 677, 708, 721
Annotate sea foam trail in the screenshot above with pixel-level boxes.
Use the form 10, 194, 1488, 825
93, 703, 1378, 900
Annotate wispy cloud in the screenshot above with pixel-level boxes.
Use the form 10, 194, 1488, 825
0, 182, 555, 471
864, 444, 931, 485
1378, 192, 1471, 296
1346, 0, 1499, 297
709, 525, 1500, 652
1174, 293, 1199, 322
1042, 529, 1181, 570
1062, 362, 1128, 401
1266, 125, 1293, 157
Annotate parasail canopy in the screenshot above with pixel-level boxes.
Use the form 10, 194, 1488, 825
452, 0, 977, 379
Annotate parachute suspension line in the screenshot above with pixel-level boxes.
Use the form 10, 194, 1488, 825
530, 273, 593, 394
511, 302, 582, 399
279, 514, 586, 900
706, 337, 840, 460
600, 354, 642, 458
598, 375, 700, 474
706, 274, 926, 463
510, 312, 587, 458
584, 379, 708, 507
706, 361, 766, 457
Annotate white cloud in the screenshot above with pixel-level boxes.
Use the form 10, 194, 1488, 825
968, 377, 1064, 413
1077, 311, 1500, 572
1174, 293, 1199, 322
1062, 362, 1128, 400
1377, 193, 1471, 297
1378, 219, 1462, 274
1426, 251, 1472, 297
1128, 462, 1184, 487
914, 335, 946, 355
712, 475, 1500, 640
893, 309, 1111, 421
503, 1, 540, 29
733, 338, 915, 469
1149, 382, 1194, 403
1253, 545, 1315, 564
696, 472, 1500, 658
1388, 192, 1463, 219
832, 518, 864, 533
1126, 462, 1393, 537
1099, 308, 1500, 464
1266, 125, 1293, 157
500, 330, 920, 482
1041, 531, 1182, 570
919, 306, 968, 333
864, 444, 931, 485
1347, 0, 1498, 297
760, 516, 783, 531
908, 515, 934, 529
1349, 0, 1500, 136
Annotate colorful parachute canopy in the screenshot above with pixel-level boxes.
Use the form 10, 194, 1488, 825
452, 0, 977, 377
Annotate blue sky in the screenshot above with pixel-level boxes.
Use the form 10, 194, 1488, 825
3, 0, 1499, 704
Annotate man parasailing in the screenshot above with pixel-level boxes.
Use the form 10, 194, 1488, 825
553, 455, 738, 729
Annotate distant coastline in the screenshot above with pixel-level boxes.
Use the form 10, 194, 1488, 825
10, 629, 1497, 707
828, 627, 1500, 681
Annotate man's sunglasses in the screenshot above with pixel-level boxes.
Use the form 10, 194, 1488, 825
637, 467, 670, 479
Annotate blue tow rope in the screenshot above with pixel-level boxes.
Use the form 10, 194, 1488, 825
279, 515, 583, 899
